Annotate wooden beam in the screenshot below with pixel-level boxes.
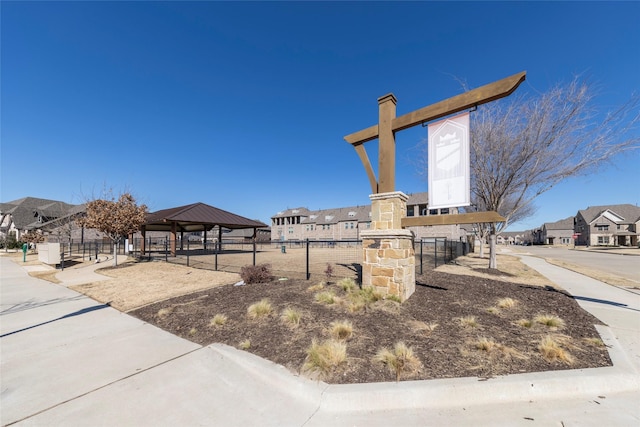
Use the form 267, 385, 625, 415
354, 144, 378, 193
344, 71, 526, 146
401, 211, 505, 227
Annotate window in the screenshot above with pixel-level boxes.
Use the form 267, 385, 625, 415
345, 223, 349, 230
288, 227, 293, 234
429, 209, 438, 215
440, 208, 450, 215
366, 222, 371, 229
350, 223, 354, 229
407, 206, 415, 217
596, 224, 609, 231
597, 236, 609, 244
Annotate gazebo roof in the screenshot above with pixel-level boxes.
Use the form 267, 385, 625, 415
144, 202, 267, 232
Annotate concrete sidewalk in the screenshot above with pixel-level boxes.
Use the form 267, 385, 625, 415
1, 255, 639, 426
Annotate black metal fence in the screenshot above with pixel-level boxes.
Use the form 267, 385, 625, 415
132, 237, 469, 281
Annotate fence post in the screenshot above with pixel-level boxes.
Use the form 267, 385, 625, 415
306, 238, 310, 280
434, 239, 438, 268
60, 251, 65, 271
215, 239, 218, 271
187, 238, 190, 267
420, 239, 423, 275
165, 239, 168, 262
253, 239, 257, 266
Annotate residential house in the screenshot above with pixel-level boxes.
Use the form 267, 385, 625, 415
539, 216, 575, 246
574, 204, 640, 247
1, 197, 77, 241
271, 192, 466, 242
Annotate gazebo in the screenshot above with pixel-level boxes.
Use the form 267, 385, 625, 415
140, 202, 267, 256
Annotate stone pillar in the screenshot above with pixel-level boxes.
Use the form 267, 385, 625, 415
360, 191, 415, 302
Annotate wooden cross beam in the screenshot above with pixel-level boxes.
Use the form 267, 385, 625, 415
344, 71, 526, 194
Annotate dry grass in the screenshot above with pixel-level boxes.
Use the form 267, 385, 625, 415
373, 342, 422, 381
329, 320, 353, 341
497, 297, 518, 309
69, 261, 241, 311
239, 339, 251, 350
337, 277, 357, 292
584, 337, 605, 347
247, 299, 273, 319
210, 313, 228, 326
307, 282, 325, 292
315, 290, 337, 305
157, 307, 173, 318
435, 253, 555, 287
534, 314, 565, 329
303, 339, 347, 377
458, 315, 479, 328
409, 320, 439, 335
516, 319, 533, 328
538, 335, 574, 364
280, 307, 302, 328
487, 306, 500, 315
544, 258, 638, 288
472, 337, 527, 360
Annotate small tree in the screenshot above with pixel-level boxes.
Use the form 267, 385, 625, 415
80, 192, 147, 266
21, 230, 45, 252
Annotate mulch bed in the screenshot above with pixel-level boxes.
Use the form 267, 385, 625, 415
130, 269, 611, 384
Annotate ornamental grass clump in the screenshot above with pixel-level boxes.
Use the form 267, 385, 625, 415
303, 339, 347, 377
280, 307, 302, 328
374, 342, 422, 381
534, 314, 565, 329
538, 335, 574, 364
315, 290, 337, 305
337, 277, 357, 292
458, 315, 479, 328
247, 299, 273, 319
329, 320, 353, 341
210, 313, 228, 326
497, 297, 518, 309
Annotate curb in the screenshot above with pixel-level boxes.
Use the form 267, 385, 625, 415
209, 326, 639, 414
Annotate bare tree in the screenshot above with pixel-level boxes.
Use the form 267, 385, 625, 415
79, 192, 147, 266
469, 77, 639, 268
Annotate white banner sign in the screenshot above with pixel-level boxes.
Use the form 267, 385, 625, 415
428, 112, 470, 209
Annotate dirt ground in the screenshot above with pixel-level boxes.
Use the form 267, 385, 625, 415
8, 250, 612, 384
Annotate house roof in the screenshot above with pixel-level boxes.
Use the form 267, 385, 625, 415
0, 197, 78, 229
144, 202, 267, 232
578, 204, 640, 225
543, 216, 574, 230
271, 192, 431, 225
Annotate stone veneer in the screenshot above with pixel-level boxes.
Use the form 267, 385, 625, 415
360, 191, 415, 302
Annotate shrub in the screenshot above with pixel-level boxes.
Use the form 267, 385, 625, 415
303, 339, 347, 377
157, 307, 173, 318
474, 337, 498, 352
247, 299, 273, 319
239, 339, 251, 350
281, 307, 302, 328
324, 263, 334, 280
330, 320, 353, 341
374, 342, 422, 381
487, 306, 500, 315
240, 264, 273, 284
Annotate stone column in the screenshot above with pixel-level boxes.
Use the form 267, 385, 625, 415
360, 191, 415, 302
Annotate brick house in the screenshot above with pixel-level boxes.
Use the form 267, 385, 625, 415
271, 192, 466, 242
574, 204, 640, 247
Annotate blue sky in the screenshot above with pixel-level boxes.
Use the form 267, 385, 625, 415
2, 1, 639, 231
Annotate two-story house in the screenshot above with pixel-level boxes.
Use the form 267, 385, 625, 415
271, 192, 465, 242
539, 216, 575, 245
574, 204, 640, 247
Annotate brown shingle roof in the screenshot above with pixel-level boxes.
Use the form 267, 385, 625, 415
145, 202, 266, 232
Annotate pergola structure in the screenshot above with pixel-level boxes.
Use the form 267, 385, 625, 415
140, 202, 267, 256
